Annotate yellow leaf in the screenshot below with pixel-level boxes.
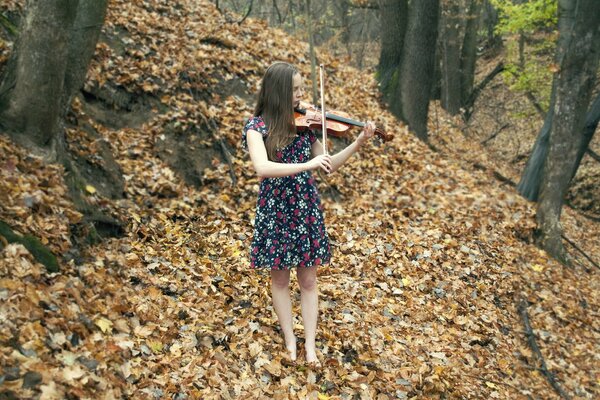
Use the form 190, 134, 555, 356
485, 381, 497, 389
531, 264, 544, 272
95, 317, 113, 333
85, 185, 96, 194
318, 393, 330, 400
148, 340, 163, 353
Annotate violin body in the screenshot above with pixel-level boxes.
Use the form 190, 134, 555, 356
294, 101, 392, 142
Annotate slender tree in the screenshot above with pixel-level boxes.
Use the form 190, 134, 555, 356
440, 0, 462, 114
400, 0, 440, 140
571, 93, 600, 182
460, 0, 483, 107
376, 0, 408, 117
536, 0, 600, 261
305, 0, 318, 105
62, 0, 109, 114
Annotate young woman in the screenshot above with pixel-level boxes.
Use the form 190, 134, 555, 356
242, 61, 375, 365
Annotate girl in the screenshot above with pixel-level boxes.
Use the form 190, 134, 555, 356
242, 61, 375, 365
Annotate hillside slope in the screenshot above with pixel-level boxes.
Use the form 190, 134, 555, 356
1, 1, 598, 399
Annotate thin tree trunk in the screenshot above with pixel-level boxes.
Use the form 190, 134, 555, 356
460, 0, 483, 107
376, 0, 408, 117
62, 0, 109, 114
0, 0, 78, 150
337, 0, 352, 59
440, 0, 461, 115
356, 8, 371, 70
517, 84, 556, 201
570, 92, 600, 182
463, 61, 504, 120
536, 0, 600, 262
272, 0, 283, 23
483, 0, 501, 49
400, 0, 440, 141
305, 0, 318, 105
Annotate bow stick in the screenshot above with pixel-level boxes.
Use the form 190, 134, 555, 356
319, 64, 327, 155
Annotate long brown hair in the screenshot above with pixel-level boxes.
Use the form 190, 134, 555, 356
254, 62, 298, 161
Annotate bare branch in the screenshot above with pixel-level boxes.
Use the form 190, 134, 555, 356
237, 0, 254, 25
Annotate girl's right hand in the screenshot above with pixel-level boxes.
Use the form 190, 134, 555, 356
310, 154, 332, 173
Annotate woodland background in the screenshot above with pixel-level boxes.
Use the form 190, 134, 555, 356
0, 0, 599, 399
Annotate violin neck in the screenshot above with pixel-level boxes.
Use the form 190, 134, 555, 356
325, 112, 365, 128
294, 106, 365, 128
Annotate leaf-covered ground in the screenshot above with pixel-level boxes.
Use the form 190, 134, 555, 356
1, 1, 598, 399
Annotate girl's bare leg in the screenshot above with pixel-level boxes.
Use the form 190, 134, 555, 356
270, 269, 296, 360
297, 266, 319, 364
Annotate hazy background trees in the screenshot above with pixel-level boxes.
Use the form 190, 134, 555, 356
3, 0, 599, 264
212, 0, 600, 262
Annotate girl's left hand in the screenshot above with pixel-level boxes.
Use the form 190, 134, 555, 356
357, 120, 376, 146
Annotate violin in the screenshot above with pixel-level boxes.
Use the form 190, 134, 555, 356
294, 101, 392, 142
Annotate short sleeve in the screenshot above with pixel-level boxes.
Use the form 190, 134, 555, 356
242, 116, 268, 151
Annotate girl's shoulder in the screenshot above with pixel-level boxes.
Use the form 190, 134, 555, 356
242, 115, 268, 150
243, 115, 268, 135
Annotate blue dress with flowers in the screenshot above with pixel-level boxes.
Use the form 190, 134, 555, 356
242, 116, 331, 270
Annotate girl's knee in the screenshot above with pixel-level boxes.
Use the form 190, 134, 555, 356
271, 270, 291, 289
298, 268, 317, 291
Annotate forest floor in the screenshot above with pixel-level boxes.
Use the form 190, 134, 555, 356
1, 0, 598, 399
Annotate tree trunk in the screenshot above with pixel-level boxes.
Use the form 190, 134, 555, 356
376, 0, 408, 117
62, 0, 108, 114
400, 0, 440, 141
305, 0, 318, 105
356, 8, 372, 70
572, 93, 600, 180
536, 0, 600, 262
482, 0, 501, 49
440, 0, 461, 115
0, 0, 78, 150
337, 0, 352, 59
460, 0, 483, 107
518, 0, 591, 202
517, 84, 556, 201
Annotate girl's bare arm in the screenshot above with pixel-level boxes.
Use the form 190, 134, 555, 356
247, 130, 331, 178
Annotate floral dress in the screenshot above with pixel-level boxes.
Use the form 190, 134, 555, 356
242, 116, 331, 270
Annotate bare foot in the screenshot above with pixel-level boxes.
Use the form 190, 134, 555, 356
305, 345, 320, 366
285, 335, 297, 362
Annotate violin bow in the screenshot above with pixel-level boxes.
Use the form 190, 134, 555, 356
319, 64, 327, 155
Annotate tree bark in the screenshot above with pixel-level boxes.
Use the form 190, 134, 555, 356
376, 0, 408, 117
517, 84, 556, 201
305, 0, 318, 105
0, 0, 78, 149
536, 0, 600, 262
518, 0, 580, 202
482, 0, 501, 49
570, 93, 600, 180
336, 0, 352, 59
62, 0, 108, 114
400, 0, 440, 141
440, 0, 461, 115
460, 0, 483, 107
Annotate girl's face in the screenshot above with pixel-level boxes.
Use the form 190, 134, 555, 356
292, 73, 304, 109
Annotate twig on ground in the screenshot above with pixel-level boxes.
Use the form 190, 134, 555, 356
561, 234, 600, 270
517, 297, 571, 399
